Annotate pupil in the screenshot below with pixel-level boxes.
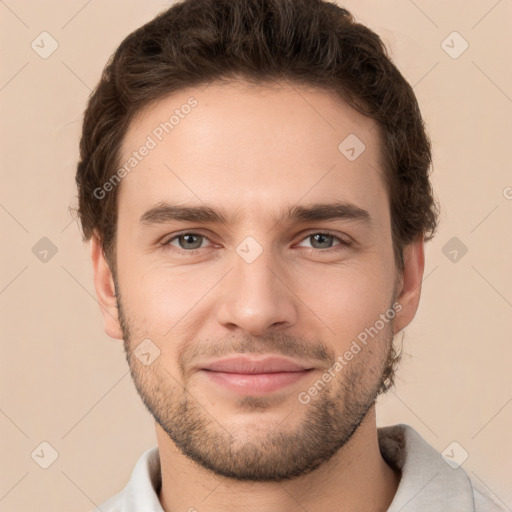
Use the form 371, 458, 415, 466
182, 234, 201, 249
314, 234, 331, 248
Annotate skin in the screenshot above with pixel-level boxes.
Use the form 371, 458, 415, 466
90, 80, 425, 512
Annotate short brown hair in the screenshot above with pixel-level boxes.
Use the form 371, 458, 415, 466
75, 0, 439, 272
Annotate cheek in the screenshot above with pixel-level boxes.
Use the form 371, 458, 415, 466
118, 262, 219, 337
295, 259, 395, 343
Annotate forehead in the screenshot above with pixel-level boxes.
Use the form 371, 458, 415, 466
117, 80, 387, 225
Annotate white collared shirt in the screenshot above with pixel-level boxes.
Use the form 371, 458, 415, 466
93, 424, 507, 511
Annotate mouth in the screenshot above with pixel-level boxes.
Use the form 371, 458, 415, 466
198, 355, 315, 395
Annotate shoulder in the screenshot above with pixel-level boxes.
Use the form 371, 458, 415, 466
471, 479, 510, 512
379, 424, 510, 512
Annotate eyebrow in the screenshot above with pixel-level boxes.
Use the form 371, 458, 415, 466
139, 201, 371, 228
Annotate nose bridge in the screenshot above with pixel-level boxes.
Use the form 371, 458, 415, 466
215, 238, 298, 335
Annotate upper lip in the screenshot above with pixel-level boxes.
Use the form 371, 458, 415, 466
200, 356, 313, 374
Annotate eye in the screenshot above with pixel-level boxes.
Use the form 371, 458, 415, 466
296, 232, 350, 252
163, 232, 212, 252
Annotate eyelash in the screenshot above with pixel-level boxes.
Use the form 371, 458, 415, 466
161, 231, 352, 255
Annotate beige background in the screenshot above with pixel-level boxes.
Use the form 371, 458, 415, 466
1, 1, 511, 511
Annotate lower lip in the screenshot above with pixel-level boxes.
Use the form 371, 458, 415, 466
200, 370, 312, 395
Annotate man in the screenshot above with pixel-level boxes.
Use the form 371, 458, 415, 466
75, 0, 504, 510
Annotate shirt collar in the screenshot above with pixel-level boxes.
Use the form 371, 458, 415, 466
116, 444, 164, 512
381, 424, 475, 511
100, 424, 475, 511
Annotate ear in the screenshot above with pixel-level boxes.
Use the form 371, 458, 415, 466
90, 233, 124, 340
393, 236, 425, 334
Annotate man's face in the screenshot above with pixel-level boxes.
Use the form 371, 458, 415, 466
110, 81, 405, 481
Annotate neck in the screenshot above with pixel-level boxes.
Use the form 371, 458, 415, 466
156, 406, 400, 512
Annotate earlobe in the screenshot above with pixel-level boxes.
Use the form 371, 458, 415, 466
393, 237, 425, 334
90, 234, 124, 340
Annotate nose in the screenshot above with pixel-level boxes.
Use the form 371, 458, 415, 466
215, 245, 299, 336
